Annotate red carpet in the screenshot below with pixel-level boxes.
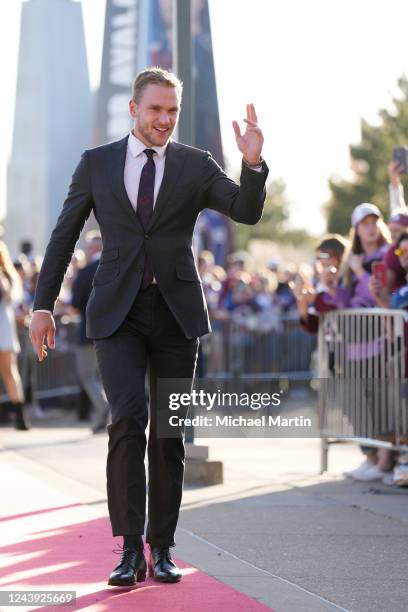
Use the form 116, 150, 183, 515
0, 502, 272, 611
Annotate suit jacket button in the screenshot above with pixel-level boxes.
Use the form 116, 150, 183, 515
144, 233, 149, 239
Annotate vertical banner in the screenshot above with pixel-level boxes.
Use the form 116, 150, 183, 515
93, 0, 141, 145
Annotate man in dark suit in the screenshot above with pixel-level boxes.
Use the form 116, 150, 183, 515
29, 68, 268, 587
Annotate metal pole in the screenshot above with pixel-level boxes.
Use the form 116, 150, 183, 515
173, 0, 194, 146
173, 0, 194, 444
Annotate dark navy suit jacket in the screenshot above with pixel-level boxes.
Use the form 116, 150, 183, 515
33, 136, 269, 339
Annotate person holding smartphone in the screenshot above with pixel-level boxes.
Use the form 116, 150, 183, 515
369, 161, 408, 305
341, 204, 390, 308
293, 235, 349, 334
337, 205, 394, 481
389, 232, 408, 308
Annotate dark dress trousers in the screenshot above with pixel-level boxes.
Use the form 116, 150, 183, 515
33, 135, 269, 546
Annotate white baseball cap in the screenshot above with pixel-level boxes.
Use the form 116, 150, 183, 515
351, 203, 382, 228
267, 258, 280, 270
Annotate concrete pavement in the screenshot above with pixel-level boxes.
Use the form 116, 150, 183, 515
1, 409, 408, 611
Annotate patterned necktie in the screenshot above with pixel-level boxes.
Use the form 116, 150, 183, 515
137, 148, 155, 288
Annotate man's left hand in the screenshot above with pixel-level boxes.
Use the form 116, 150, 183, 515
232, 103, 264, 165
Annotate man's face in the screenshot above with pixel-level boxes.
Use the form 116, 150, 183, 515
130, 83, 180, 147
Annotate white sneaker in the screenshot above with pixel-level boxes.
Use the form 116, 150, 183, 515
29, 402, 46, 418
354, 464, 388, 482
344, 460, 372, 479
381, 472, 395, 485
393, 464, 408, 486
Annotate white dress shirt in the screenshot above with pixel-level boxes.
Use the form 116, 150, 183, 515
124, 131, 167, 210
124, 132, 168, 284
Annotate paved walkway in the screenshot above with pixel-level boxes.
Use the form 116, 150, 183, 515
1, 410, 408, 611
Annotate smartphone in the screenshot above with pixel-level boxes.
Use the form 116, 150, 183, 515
372, 261, 387, 287
393, 146, 408, 174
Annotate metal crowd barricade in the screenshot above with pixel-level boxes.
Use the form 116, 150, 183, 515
318, 308, 408, 473
1, 314, 316, 409
200, 313, 316, 381
31, 323, 81, 401
0, 320, 82, 405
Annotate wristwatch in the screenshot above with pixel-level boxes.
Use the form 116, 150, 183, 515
243, 156, 264, 170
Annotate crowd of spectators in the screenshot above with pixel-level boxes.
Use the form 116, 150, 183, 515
198, 250, 300, 332
292, 161, 408, 486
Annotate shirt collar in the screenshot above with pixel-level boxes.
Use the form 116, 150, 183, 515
128, 131, 168, 159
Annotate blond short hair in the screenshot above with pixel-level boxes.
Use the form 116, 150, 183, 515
132, 67, 183, 103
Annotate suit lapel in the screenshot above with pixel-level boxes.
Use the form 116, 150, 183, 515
109, 135, 143, 230
146, 141, 187, 231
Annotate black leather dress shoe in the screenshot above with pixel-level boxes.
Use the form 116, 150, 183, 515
148, 546, 182, 583
108, 547, 146, 586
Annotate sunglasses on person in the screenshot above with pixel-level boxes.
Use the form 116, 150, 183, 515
394, 246, 408, 257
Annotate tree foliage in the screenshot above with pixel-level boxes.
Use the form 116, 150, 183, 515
234, 178, 314, 250
326, 76, 408, 234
